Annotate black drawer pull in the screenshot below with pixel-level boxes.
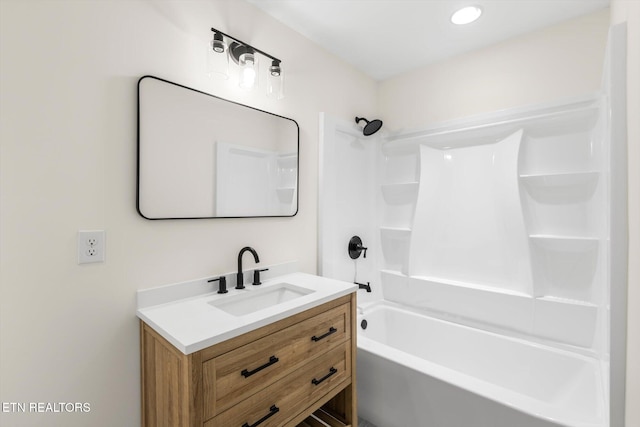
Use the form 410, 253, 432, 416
241, 355, 279, 378
242, 404, 279, 427
311, 367, 338, 385
311, 326, 337, 342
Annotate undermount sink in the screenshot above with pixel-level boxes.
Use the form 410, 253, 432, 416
208, 282, 315, 316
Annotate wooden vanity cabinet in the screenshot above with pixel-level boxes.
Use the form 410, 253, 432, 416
140, 293, 357, 427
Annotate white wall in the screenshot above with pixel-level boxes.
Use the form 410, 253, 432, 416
379, 10, 610, 130
0, 1, 376, 426
610, 2, 640, 426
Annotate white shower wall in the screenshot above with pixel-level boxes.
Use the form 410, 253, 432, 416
319, 114, 380, 305
410, 130, 531, 293
378, 95, 609, 354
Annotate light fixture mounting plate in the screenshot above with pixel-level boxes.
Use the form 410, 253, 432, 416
229, 42, 254, 64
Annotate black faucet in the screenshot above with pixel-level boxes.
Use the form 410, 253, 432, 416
355, 281, 371, 292
237, 246, 259, 289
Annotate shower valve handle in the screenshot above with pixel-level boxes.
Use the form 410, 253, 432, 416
348, 235, 368, 259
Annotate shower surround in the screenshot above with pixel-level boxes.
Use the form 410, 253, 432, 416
319, 25, 627, 424
377, 99, 607, 351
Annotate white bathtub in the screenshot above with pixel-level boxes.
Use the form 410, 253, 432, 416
357, 302, 606, 427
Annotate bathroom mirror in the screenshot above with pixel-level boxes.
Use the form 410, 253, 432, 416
137, 75, 299, 219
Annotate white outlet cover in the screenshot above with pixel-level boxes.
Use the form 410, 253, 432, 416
78, 230, 105, 264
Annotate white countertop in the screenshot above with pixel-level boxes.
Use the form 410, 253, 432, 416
137, 271, 357, 354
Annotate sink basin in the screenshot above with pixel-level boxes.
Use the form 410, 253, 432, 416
208, 282, 315, 316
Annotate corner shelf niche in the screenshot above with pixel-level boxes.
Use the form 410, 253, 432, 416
378, 148, 419, 276
528, 234, 600, 304
379, 226, 411, 275
380, 181, 418, 231
519, 170, 602, 237
520, 171, 599, 201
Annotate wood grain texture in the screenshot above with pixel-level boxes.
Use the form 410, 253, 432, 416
204, 343, 349, 427
198, 295, 351, 361
140, 293, 357, 427
204, 303, 349, 417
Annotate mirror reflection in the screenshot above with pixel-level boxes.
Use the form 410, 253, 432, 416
137, 76, 299, 219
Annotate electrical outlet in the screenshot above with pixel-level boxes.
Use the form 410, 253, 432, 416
78, 230, 105, 264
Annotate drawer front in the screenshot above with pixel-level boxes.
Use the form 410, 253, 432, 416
203, 303, 350, 418
204, 342, 350, 427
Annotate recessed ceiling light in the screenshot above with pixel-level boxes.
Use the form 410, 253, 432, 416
451, 6, 483, 25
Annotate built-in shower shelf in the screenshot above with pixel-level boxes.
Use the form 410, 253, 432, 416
529, 234, 599, 250
381, 182, 419, 204
536, 296, 597, 307
519, 171, 599, 188
409, 275, 531, 298
529, 234, 598, 239
380, 269, 408, 278
380, 226, 412, 237
380, 228, 411, 275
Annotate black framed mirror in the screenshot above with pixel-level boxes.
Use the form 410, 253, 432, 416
137, 76, 299, 219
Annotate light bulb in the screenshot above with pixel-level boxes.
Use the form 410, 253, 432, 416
238, 52, 257, 90
242, 66, 256, 88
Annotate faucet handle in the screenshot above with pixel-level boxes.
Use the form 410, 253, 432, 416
252, 268, 269, 286
348, 236, 368, 259
208, 276, 228, 294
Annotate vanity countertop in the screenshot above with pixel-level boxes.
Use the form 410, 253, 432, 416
137, 272, 357, 354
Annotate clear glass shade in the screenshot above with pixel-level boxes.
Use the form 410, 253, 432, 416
207, 38, 229, 79
266, 67, 284, 100
207, 40, 229, 79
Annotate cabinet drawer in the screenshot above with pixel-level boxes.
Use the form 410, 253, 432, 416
203, 303, 350, 418
204, 342, 350, 427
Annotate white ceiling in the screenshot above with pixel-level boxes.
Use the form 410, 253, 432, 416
247, 0, 610, 81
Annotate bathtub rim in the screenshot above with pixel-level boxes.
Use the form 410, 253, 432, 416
356, 300, 607, 427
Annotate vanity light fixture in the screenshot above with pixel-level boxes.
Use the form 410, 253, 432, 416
209, 27, 284, 99
451, 6, 483, 25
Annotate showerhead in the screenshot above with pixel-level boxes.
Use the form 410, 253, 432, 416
355, 116, 383, 136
